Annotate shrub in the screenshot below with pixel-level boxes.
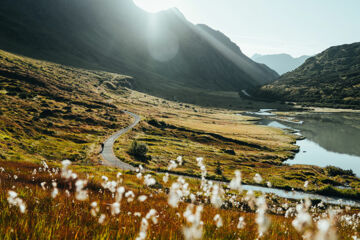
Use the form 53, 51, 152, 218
316, 185, 360, 199
128, 140, 148, 158
325, 166, 355, 177
215, 161, 222, 175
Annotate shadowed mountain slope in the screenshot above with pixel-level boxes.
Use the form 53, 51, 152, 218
0, 0, 278, 104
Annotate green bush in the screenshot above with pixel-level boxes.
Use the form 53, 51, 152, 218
128, 140, 148, 158
316, 185, 360, 200
325, 166, 355, 177
215, 161, 222, 175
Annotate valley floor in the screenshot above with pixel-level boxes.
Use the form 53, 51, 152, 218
112, 92, 360, 199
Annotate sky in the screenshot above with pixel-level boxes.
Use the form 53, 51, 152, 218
133, 0, 360, 58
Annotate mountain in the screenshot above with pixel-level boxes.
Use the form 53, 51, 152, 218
252, 54, 310, 75
256, 42, 360, 108
0, 0, 278, 105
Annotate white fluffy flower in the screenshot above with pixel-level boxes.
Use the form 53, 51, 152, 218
168, 177, 190, 208
51, 182, 58, 199
253, 173, 263, 184
75, 180, 88, 201
163, 173, 169, 183
229, 170, 242, 192
138, 195, 148, 202
237, 216, 246, 229
213, 214, 223, 228
135, 218, 149, 240
144, 175, 156, 186
111, 202, 120, 215
183, 204, 203, 240
125, 190, 135, 202
168, 160, 178, 171
177, 156, 183, 166
210, 184, 224, 208
7, 191, 26, 213
292, 203, 312, 233
255, 196, 270, 237
98, 214, 106, 224
90, 201, 99, 217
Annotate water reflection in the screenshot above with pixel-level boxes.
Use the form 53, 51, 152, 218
290, 113, 360, 157
257, 112, 360, 176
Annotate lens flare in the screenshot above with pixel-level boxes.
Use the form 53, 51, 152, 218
133, 0, 177, 13
147, 17, 180, 62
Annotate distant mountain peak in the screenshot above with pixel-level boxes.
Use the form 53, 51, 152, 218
252, 53, 310, 75
251, 53, 262, 59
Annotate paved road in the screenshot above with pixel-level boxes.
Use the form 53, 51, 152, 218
101, 111, 140, 171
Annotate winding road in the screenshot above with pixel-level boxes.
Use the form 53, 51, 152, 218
101, 111, 360, 207
101, 110, 139, 171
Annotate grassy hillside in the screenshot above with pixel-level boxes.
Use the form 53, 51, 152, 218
0, 0, 278, 106
0, 49, 132, 163
256, 42, 360, 108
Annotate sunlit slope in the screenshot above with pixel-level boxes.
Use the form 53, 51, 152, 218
256, 42, 360, 108
0, 49, 131, 163
0, 0, 278, 105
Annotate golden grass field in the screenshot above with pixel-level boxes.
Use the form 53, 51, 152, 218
1, 160, 360, 240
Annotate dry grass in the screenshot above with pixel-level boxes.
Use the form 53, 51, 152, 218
1, 161, 359, 239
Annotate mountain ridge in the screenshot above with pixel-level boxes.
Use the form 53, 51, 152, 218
0, 0, 278, 105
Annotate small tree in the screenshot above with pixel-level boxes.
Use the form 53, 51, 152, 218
128, 140, 148, 158
215, 161, 222, 175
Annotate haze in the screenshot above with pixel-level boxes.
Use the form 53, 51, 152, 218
133, 0, 360, 57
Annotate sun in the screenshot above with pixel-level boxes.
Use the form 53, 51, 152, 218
133, 0, 178, 13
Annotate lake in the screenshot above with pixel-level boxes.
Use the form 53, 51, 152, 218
255, 111, 360, 176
